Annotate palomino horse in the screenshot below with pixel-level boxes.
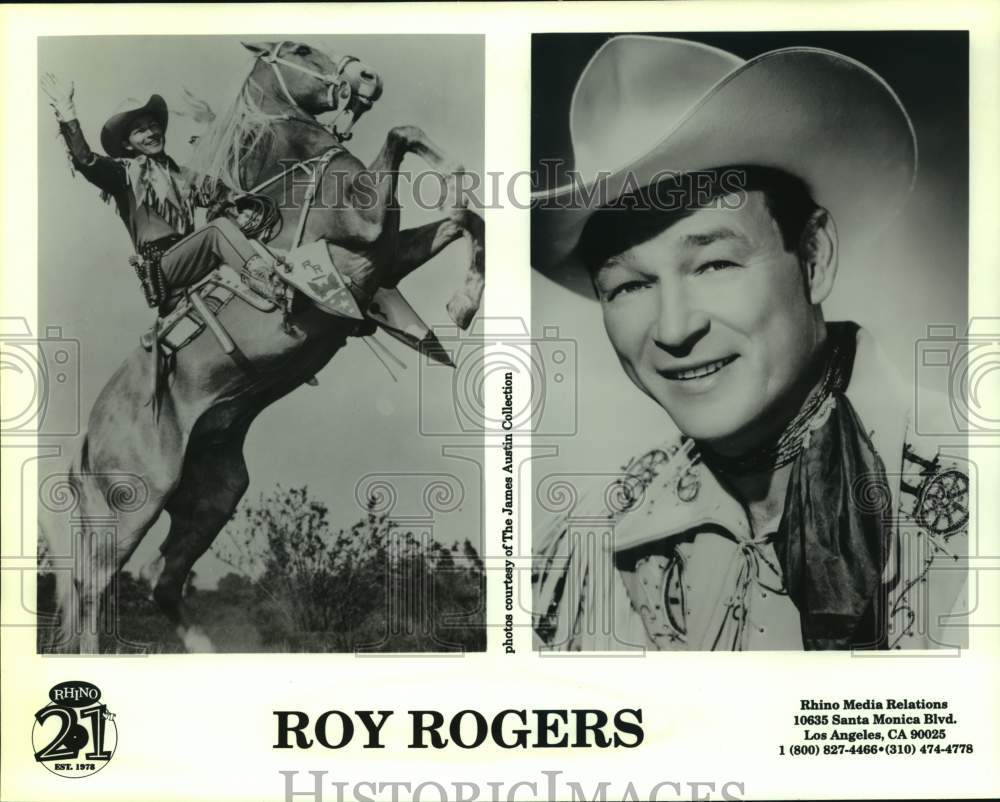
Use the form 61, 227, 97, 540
41, 40, 484, 652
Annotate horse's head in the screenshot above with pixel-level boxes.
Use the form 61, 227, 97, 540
242, 40, 383, 140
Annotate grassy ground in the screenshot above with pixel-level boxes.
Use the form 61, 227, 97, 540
37, 569, 486, 654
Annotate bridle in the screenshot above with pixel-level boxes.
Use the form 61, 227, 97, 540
254, 41, 380, 142
230, 42, 381, 248
234, 43, 398, 376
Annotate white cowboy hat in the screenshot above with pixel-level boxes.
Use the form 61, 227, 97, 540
531, 35, 917, 297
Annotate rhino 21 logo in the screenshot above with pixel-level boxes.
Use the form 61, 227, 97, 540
33, 681, 117, 777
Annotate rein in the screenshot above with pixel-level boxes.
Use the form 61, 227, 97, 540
223, 41, 379, 237
245, 147, 343, 250
227, 50, 351, 247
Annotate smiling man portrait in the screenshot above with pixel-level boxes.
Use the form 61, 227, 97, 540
531, 33, 970, 652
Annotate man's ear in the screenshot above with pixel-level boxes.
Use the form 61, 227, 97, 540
798, 208, 838, 305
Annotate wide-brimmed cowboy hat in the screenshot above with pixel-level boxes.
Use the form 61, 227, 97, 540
532, 36, 917, 297
100, 94, 169, 158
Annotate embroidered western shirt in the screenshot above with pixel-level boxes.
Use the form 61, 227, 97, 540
533, 326, 969, 652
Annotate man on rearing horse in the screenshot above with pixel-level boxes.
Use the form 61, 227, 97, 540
41, 74, 273, 309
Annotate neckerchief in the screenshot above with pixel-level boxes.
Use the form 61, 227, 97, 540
118, 154, 196, 236
773, 322, 892, 649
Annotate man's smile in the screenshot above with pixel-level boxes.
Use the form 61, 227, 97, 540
658, 354, 739, 382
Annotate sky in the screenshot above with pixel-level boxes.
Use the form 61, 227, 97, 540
36, 35, 485, 587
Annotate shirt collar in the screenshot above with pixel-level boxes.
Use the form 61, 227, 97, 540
610, 324, 908, 553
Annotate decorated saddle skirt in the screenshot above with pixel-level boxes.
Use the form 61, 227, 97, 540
279, 241, 453, 366
279, 241, 364, 320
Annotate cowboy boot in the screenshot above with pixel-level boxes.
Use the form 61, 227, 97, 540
241, 254, 275, 298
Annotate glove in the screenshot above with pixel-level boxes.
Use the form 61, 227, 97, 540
40, 73, 77, 121
205, 198, 235, 222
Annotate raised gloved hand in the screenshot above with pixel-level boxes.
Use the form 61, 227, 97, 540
40, 73, 77, 122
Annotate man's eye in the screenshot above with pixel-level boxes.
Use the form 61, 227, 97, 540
605, 280, 651, 301
695, 260, 740, 274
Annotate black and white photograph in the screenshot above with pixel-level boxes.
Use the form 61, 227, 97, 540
31, 34, 486, 654
531, 32, 971, 652
1, 5, 999, 802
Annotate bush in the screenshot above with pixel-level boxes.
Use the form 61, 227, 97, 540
214, 485, 485, 652
37, 485, 485, 653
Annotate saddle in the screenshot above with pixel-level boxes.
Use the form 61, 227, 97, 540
138, 261, 287, 416
137, 241, 372, 412
139, 263, 279, 356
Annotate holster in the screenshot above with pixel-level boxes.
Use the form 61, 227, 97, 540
131, 235, 183, 309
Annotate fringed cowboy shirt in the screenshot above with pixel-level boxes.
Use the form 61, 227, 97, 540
59, 119, 203, 248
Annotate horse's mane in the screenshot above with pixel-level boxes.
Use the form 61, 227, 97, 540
188, 63, 284, 194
